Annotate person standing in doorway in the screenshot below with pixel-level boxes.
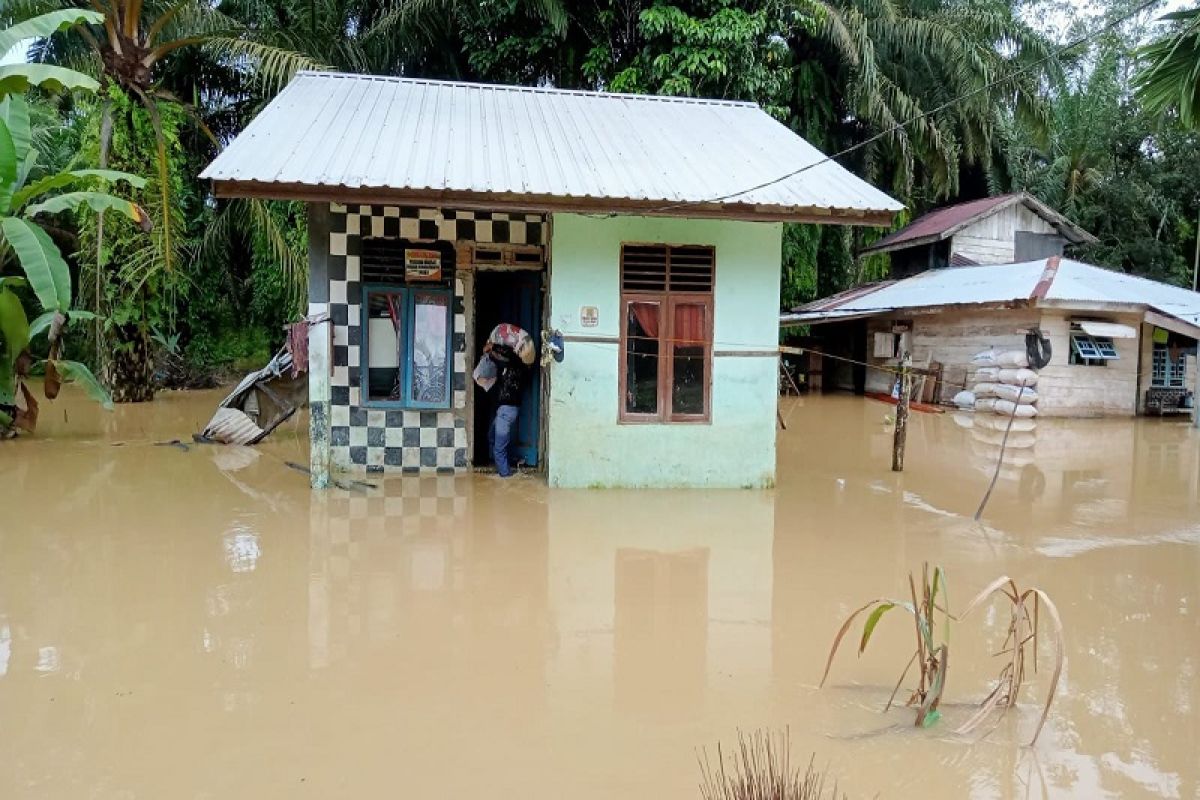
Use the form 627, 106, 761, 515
484, 340, 528, 478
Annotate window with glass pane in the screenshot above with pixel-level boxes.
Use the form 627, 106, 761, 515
410, 291, 450, 405
1069, 333, 1117, 367
365, 289, 404, 401
625, 301, 660, 415
619, 243, 714, 423
362, 285, 453, 408
671, 301, 707, 417
1152, 343, 1187, 387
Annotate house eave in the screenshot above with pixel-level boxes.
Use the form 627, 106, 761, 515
210, 180, 898, 227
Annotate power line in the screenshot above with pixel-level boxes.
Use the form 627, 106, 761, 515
638, 0, 1163, 216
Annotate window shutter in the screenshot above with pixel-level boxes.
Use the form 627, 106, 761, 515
622, 245, 669, 291
667, 245, 714, 293
621, 244, 714, 293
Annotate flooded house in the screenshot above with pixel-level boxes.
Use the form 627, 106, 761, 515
785, 256, 1200, 418
201, 71, 901, 488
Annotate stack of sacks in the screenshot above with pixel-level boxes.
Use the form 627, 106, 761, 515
969, 349, 1039, 418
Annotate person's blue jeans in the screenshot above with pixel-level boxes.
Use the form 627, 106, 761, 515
488, 404, 520, 477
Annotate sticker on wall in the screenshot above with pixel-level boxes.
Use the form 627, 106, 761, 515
580, 306, 599, 328
405, 249, 443, 281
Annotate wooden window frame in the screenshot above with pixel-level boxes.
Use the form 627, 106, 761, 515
360, 283, 454, 410
618, 243, 715, 425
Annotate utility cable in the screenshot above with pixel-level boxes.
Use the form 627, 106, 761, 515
618, 0, 1162, 217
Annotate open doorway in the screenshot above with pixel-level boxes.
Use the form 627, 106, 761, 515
474, 270, 543, 468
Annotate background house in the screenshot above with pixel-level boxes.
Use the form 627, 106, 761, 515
784, 258, 1200, 418
202, 71, 901, 488
861, 192, 1097, 276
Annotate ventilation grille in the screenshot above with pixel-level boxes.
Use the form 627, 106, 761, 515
361, 238, 452, 284
621, 244, 714, 293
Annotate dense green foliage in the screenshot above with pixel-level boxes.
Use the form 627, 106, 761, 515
0, 10, 150, 432
4, 0, 1200, 398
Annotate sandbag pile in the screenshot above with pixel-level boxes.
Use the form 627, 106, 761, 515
968, 348, 1040, 419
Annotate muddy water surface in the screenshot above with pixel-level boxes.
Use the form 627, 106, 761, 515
1, 390, 1198, 798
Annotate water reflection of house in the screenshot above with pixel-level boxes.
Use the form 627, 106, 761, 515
784, 195, 1200, 419
201, 72, 901, 488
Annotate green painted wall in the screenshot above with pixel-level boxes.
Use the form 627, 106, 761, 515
547, 213, 782, 488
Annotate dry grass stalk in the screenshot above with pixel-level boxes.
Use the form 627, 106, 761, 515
697, 729, 848, 800
954, 576, 1064, 745
819, 563, 949, 728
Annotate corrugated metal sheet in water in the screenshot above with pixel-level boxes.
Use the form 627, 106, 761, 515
202, 72, 902, 215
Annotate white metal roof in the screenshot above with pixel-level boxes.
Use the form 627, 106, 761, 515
783, 258, 1200, 335
201, 71, 902, 223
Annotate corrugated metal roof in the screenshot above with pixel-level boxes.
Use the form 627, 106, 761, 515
786, 259, 1200, 332
201, 71, 902, 222
859, 192, 1095, 255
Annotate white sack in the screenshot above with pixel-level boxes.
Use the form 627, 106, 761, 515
996, 350, 1029, 368
972, 382, 999, 398
974, 367, 1000, 382
994, 384, 1038, 404
972, 349, 998, 365
993, 399, 1038, 418
975, 398, 998, 412
953, 390, 976, 409
998, 367, 1038, 387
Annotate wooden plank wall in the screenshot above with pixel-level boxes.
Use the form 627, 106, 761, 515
949, 205, 1057, 265
863, 309, 1039, 396
1036, 310, 1140, 417
862, 307, 1144, 416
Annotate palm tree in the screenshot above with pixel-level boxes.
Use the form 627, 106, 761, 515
799, 0, 1058, 202
1135, 7, 1200, 128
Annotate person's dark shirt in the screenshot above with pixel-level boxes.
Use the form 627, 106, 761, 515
490, 344, 527, 406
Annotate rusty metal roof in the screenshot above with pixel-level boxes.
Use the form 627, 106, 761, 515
860, 193, 1095, 255
201, 71, 902, 223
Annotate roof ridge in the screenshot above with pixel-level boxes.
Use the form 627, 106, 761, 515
291, 70, 760, 108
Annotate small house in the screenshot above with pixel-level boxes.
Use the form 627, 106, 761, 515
201, 72, 901, 488
860, 192, 1097, 276
783, 257, 1200, 418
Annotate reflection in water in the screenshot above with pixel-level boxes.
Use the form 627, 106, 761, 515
0, 387, 1197, 798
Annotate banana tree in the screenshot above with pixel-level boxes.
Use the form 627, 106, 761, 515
0, 10, 148, 434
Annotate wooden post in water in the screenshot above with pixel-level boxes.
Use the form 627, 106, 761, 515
892, 353, 912, 472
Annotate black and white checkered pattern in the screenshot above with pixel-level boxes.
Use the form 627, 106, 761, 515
324, 203, 545, 474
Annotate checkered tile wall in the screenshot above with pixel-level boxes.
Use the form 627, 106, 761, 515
324, 203, 545, 473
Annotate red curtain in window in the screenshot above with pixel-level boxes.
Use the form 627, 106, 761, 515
630, 303, 660, 338
673, 303, 706, 345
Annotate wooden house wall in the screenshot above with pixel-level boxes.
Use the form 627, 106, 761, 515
859, 307, 1145, 416
948, 205, 1057, 265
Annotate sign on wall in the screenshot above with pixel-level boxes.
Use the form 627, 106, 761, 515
405, 249, 443, 282
580, 306, 599, 328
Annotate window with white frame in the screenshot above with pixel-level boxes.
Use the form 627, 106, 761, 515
1068, 327, 1118, 367
1151, 342, 1187, 387
360, 240, 454, 409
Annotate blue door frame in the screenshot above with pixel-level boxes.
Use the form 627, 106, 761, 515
476, 271, 542, 467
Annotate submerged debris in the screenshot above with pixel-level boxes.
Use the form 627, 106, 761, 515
199, 339, 308, 445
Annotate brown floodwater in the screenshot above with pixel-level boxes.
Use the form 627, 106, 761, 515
1, 388, 1198, 798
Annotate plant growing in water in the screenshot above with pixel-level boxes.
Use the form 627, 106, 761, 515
819, 563, 950, 728
0, 11, 149, 434
819, 564, 1063, 745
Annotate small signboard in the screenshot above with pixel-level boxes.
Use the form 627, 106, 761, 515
405, 249, 443, 282
580, 306, 599, 328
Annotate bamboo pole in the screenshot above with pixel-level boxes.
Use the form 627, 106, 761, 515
892, 353, 911, 472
